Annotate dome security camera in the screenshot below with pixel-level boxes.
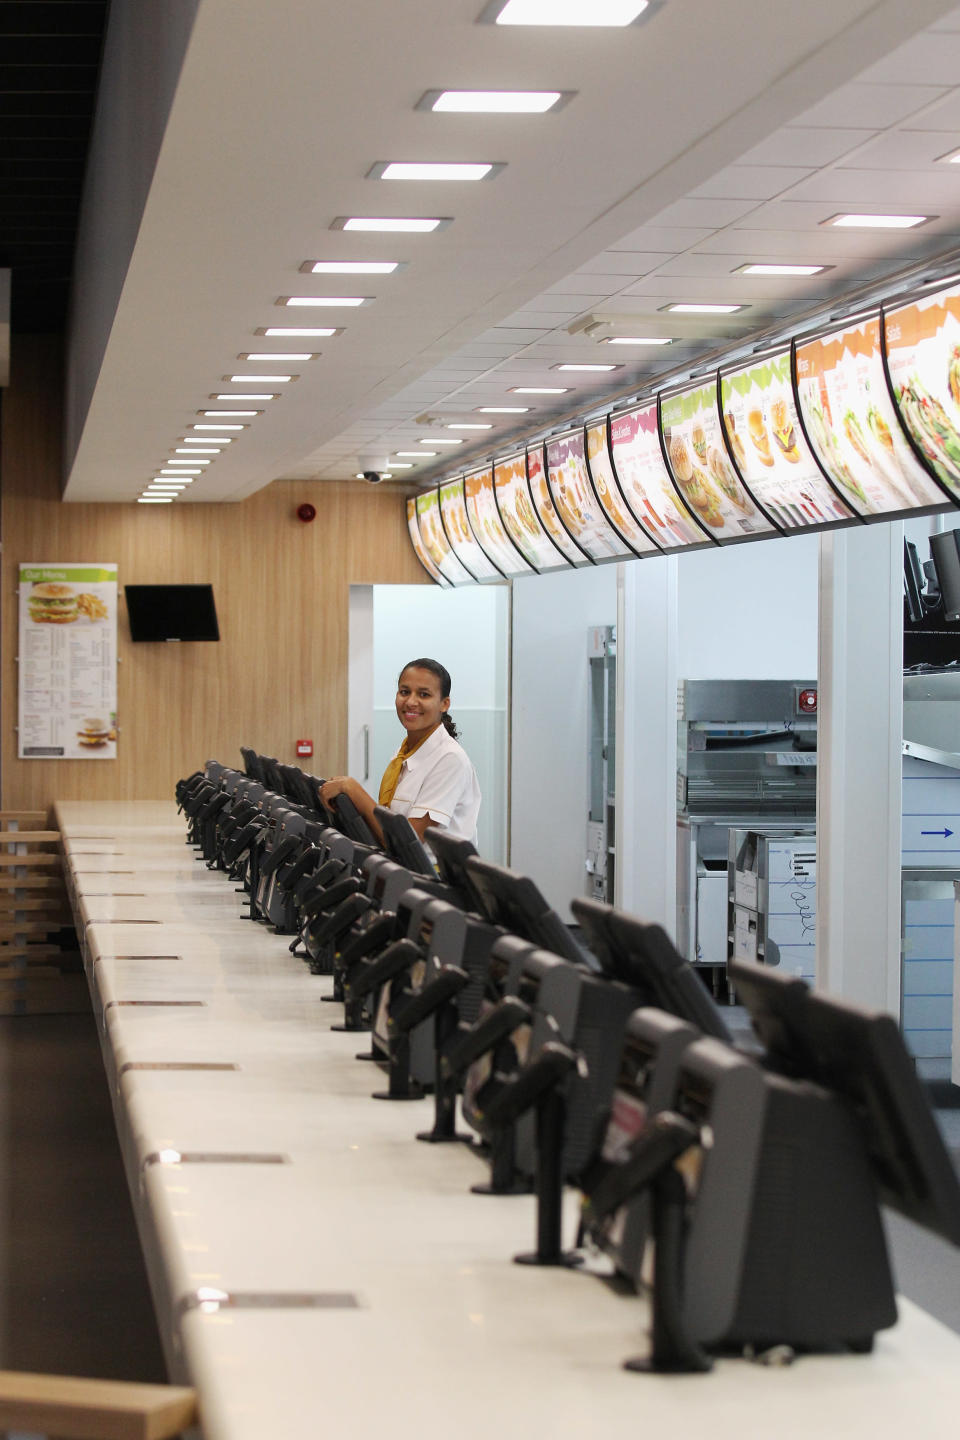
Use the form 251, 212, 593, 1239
362, 470, 383, 484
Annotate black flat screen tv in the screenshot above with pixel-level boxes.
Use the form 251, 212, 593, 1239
125, 584, 220, 642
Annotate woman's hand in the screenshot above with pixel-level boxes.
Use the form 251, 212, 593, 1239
319, 776, 363, 809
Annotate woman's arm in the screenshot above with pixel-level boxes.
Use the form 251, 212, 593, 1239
318, 777, 384, 845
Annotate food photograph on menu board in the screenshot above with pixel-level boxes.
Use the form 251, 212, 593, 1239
493, 454, 570, 572
720, 351, 854, 530
438, 478, 503, 581
608, 403, 710, 551
407, 497, 449, 586
585, 422, 659, 555
794, 315, 947, 518
660, 381, 775, 541
527, 446, 586, 565
415, 489, 474, 586
544, 429, 632, 561
884, 280, 960, 503
463, 466, 533, 578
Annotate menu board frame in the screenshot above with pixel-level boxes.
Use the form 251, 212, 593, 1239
415, 487, 476, 586
437, 475, 506, 582
880, 275, 960, 508
791, 313, 953, 524
526, 442, 594, 567
406, 497, 450, 587
462, 464, 536, 579
492, 451, 572, 575
584, 416, 662, 559
545, 426, 639, 564
718, 350, 858, 537
607, 400, 715, 554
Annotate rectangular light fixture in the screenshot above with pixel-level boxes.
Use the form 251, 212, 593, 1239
151, 481, 189, 488
391, 462, 414, 469
181, 435, 231, 443
664, 302, 744, 314
825, 213, 931, 229
398, 450, 434, 457
736, 262, 828, 277
477, 405, 530, 412
193, 424, 244, 431
260, 327, 338, 338
554, 362, 618, 372
238, 353, 315, 362
448, 423, 493, 430
159, 469, 200, 476
226, 374, 294, 382
213, 393, 277, 401
306, 260, 399, 274
137, 496, 173, 504
334, 217, 450, 233
168, 458, 211, 465
277, 296, 367, 308
486, 0, 650, 23
422, 89, 565, 113
368, 161, 501, 182
176, 447, 219, 455
510, 386, 568, 394
202, 409, 260, 416
603, 336, 672, 345
431, 438, 463, 445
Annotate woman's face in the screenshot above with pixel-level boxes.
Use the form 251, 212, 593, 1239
396, 666, 449, 740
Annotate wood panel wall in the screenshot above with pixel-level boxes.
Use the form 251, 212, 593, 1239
1, 336, 430, 810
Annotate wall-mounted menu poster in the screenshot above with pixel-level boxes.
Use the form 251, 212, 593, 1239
585, 422, 658, 555
439, 477, 503, 581
407, 498, 449, 586
493, 454, 570, 572
660, 381, 775, 540
545, 429, 632, 561
527, 445, 586, 565
415, 489, 475, 585
795, 315, 946, 517
464, 466, 534, 578
608, 402, 709, 550
720, 350, 854, 530
18, 563, 118, 759
884, 281, 960, 503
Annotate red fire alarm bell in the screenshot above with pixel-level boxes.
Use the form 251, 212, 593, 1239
296, 738, 313, 758
797, 688, 818, 715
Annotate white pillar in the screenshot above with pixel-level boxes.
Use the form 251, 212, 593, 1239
615, 556, 679, 934
816, 524, 903, 1015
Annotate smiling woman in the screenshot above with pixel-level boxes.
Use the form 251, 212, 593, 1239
320, 658, 481, 847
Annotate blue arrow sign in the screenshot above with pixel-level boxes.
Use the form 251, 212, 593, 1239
921, 828, 954, 838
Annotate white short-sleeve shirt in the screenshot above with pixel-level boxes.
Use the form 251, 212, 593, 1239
388, 724, 481, 845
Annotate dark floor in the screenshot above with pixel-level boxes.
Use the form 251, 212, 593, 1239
0, 1006, 168, 1381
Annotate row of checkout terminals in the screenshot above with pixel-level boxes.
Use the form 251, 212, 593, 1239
176, 750, 960, 1374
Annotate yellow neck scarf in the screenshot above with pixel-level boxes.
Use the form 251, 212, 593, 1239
378, 729, 434, 807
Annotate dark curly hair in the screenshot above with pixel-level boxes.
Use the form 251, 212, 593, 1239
399, 657, 459, 740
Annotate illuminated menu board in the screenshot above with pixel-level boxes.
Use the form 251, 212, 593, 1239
795, 315, 946, 517
608, 402, 709, 551
463, 466, 534, 578
585, 422, 659, 555
406, 497, 449, 586
494, 454, 571, 572
527, 445, 587, 565
545, 429, 632, 561
660, 381, 775, 541
415, 490, 475, 585
884, 280, 960, 504
720, 351, 854, 529
439, 478, 502, 581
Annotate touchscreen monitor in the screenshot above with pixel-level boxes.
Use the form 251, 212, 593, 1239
463, 466, 534, 579
439, 477, 503, 581
545, 429, 633, 561
493, 453, 571, 573
415, 489, 475, 585
795, 314, 947, 518
585, 421, 659, 555
609, 402, 711, 551
660, 380, 776, 541
407, 498, 450, 586
527, 444, 588, 565
884, 280, 960, 504
720, 350, 855, 530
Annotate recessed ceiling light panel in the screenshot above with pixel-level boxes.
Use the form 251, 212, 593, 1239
212, 393, 278, 400
510, 386, 568, 394
224, 374, 295, 383
824, 213, 931, 229
332, 216, 452, 233
238, 353, 315, 362
418, 89, 569, 113
201, 409, 261, 416
397, 450, 434, 457
276, 297, 368, 309
302, 260, 401, 275
448, 423, 493, 429
257, 327, 341, 338
481, 0, 651, 24
735, 262, 829, 277
603, 336, 672, 345
553, 362, 619, 372
367, 161, 504, 182
477, 405, 530, 412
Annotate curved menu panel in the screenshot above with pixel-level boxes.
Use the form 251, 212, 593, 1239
660, 381, 776, 541
415, 489, 475, 585
527, 445, 588, 566
795, 315, 946, 518
406, 497, 450, 586
439, 477, 503, 580
463, 466, 534, 579
608, 402, 710, 551
494, 453, 571, 573
545, 429, 633, 561
884, 281, 960, 504
585, 421, 659, 555
720, 351, 854, 529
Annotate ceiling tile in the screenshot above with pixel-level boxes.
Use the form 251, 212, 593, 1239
902, 90, 960, 130
789, 82, 949, 129
687, 165, 814, 201
834, 129, 960, 170
856, 32, 960, 86
644, 197, 762, 229
608, 226, 716, 252
735, 127, 876, 168
546, 274, 626, 296
573, 251, 674, 277
783, 167, 960, 208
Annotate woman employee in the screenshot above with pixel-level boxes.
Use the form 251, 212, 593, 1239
319, 658, 481, 847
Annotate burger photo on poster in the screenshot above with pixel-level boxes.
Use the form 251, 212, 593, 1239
27, 583, 78, 625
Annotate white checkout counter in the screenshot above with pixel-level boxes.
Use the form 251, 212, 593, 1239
57, 801, 960, 1440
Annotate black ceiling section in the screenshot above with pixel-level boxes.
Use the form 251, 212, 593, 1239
0, 0, 110, 334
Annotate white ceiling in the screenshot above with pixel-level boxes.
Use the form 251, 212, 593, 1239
62, 0, 960, 503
